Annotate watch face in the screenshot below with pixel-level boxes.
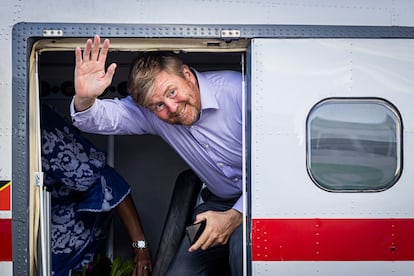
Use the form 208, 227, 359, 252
138, 240, 146, 248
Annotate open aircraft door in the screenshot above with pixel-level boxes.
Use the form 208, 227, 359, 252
248, 38, 414, 275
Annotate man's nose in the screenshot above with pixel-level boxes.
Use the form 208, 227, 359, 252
164, 98, 178, 113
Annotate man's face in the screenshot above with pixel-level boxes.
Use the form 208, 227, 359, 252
147, 65, 201, 125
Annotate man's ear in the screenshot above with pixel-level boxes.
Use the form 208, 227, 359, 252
182, 65, 194, 79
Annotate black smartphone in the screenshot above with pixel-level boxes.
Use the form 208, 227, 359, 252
186, 220, 206, 245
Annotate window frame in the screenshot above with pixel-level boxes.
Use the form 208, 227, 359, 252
306, 97, 403, 193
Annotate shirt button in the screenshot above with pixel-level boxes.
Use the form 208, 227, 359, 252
204, 144, 209, 149
218, 163, 224, 167
233, 177, 239, 182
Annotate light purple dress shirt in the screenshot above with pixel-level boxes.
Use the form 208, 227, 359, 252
70, 69, 243, 212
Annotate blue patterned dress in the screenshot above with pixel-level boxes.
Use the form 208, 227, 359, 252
41, 105, 131, 276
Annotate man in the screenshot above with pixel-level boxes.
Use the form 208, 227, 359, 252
71, 35, 243, 275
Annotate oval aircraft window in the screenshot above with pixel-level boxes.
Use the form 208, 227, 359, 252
306, 98, 402, 192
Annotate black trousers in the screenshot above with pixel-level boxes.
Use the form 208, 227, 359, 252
166, 188, 242, 276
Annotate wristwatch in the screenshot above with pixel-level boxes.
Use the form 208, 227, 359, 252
132, 240, 149, 249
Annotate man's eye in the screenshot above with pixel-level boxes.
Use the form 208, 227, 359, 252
155, 103, 165, 112
168, 90, 176, 97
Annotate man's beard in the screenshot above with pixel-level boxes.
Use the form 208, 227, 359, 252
167, 103, 200, 125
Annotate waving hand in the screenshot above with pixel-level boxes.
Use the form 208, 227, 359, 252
74, 35, 117, 111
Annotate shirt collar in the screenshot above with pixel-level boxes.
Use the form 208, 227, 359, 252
192, 69, 219, 111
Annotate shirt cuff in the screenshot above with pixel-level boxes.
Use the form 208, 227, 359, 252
70, 97, 98, 125
70, 96, 95, 115
232, 194, 244, 214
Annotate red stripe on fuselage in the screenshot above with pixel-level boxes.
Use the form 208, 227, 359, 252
252, 218, 414, 261
0, 219, 12, 261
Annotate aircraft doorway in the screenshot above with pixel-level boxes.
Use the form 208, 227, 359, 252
34, 37, 248, 275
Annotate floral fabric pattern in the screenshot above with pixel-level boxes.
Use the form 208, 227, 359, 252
41, 105, 130, 276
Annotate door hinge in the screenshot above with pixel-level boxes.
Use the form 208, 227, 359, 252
220, 29, 241, 41
43, 29, 63, 37
35, 172, 44, 187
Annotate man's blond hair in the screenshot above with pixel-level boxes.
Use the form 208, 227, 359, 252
127, 52, 184, 107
